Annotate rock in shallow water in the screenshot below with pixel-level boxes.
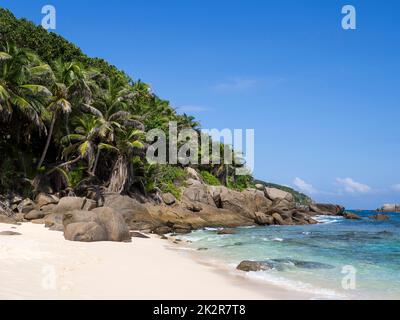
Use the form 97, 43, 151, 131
271, 259, 335, 270
368, 214, 390, 221
343, 212, 362, 220
236, 261, 272, 272
217, 229, 236, 235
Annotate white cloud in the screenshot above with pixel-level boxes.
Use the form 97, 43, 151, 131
178, 105, 208, 113
293, 177, 317, 195
214, 76, 286, 93
336, 178, 371, 194
214, 77, 259, 93
391, 184, 400, 192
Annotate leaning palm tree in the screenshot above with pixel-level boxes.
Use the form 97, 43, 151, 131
37, 60, 93, 170
60, 115, 104, 173
107, 127, 145, 194
0, 43, 51, 131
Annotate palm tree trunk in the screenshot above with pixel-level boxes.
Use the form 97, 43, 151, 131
108, 155, 130, 194
37, 112, 57, 170
91, 147, 101, 176
46, 156, 82, 175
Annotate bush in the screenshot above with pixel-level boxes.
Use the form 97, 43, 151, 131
227, 175, 254, 191
200, 171, 221, 186
157, 166, 187, 200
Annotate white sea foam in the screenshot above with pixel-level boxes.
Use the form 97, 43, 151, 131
244, 270, 347, 300
314, 215, 343, 224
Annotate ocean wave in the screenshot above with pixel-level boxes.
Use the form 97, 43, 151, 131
314, 215, 343, 224
244, 270, 347, 299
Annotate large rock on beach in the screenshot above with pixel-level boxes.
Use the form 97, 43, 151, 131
64, 222, 108, 242
63, 207, 131, 242
0, 215, 17, 225
103, 194, 156, 230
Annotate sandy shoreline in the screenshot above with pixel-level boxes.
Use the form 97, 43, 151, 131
0, 223, 312, 300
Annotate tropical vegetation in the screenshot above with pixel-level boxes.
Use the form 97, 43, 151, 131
0, 8, 256, 199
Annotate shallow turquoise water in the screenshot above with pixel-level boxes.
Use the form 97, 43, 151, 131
182, 211, 400, 299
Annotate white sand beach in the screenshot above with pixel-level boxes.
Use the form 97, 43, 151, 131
0, 223, 299, 300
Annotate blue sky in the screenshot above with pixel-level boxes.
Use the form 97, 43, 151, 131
2, 0, 400, 209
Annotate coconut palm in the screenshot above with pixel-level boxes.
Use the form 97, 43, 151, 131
0, 43, 51, 130
37, 60, 101, 170
108, 127, 145, 194
60, 114, 105, 173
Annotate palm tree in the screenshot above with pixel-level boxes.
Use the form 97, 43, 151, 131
83, 76, 138, 175
60, 115, 104, 173
0, 43, 51, 131
108, 127, 145, 194
37, 60, 101, 170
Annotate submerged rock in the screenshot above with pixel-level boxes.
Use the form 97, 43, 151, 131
271, 259, 335, 270
217, 229, 236, 235
368, 214, 390, 221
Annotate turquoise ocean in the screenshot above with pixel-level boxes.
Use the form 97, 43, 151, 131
181, 211, 400, 299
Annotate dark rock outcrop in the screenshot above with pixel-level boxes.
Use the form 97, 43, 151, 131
309, 203, 345, 216
343, 212, 362, 220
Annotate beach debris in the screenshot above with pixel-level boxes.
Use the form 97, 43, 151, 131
130, 231, 150, 239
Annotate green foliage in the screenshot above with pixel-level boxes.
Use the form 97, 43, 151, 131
0, 158, 16, 193
0, 8, 126, 79
0, 8, 255, 198
200, 170, 221, 186
156, 166, 187, 200
227, 175, 255, 191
